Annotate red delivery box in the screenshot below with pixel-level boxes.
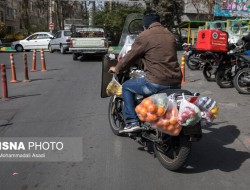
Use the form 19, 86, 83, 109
196, 30, 228, 52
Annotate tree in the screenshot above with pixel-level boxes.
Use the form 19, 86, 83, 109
187, 0, 215, 20
21, 0, 30, 34
94, 2, 144, 45
144, 0, 184, 30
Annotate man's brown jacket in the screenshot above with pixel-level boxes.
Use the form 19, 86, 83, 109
115, 22, 182, 86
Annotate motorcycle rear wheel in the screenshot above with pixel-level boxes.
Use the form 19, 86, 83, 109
216, 65, 234, 88
108, 95, 126, 136
154, 134, 191, 171
233, 68, 250, 94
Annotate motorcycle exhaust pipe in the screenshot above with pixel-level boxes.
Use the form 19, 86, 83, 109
189, 57, 203, 64
241, 77, 250, 84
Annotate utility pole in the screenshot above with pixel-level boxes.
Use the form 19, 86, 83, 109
88, 1, 95, 26
49, 0, 52, 34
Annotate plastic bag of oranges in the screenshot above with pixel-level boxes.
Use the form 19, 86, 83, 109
106, 74, 122, 96
152, 100, 182, 136
135, 93, 169, 123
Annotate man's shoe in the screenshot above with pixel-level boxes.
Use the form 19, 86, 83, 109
120, 122, 141, 133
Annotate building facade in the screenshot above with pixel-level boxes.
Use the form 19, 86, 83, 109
0, 0, 84, 35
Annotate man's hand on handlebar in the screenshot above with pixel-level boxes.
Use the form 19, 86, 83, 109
108, 66, 117, 74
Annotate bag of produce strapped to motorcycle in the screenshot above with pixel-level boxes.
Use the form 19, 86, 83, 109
194, 96, 219, 122
178, 93, 201, 126
152, 100, 182, 136
135, 93, 169, 123
106, 74, 122, 96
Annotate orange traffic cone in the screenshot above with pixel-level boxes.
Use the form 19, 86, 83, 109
9, 53, 19, 83
31, 49, 37, 72
181, 55, 186, 84
1, 64, 9, 100
40, 49, 47, 72
23, 53, 30, 82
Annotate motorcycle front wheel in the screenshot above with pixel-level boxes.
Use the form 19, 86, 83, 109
233, 68, 250, 94
154, 133, 191, 171
108, 95, 126, 136
186, 53, 201, 70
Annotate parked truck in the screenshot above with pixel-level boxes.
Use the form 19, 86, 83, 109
69, 25, 109, 61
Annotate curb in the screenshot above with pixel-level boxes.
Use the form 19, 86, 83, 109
0, 47, 49, 53
0, 47, 16, 52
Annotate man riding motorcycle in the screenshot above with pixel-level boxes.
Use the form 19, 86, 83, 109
109, 8, 182, 133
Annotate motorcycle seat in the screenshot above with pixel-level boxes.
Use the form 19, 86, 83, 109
158, 89, 193, 96
239, 55, 250, 62
135, 89, 194, 102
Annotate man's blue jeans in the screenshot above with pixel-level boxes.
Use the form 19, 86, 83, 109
122, 77, 181, 124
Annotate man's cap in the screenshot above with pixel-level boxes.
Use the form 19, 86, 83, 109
143, 9, 160, 29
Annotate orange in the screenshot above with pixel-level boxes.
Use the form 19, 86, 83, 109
155, 119, 163, 127
174, 123, 181, 129
172, 128, 180, 136
146, 113, 158, 122
169, 117, 177, 125
140, 107, 147, 117
161, 126, 168, 131
165, 111, 172, 119
142, 99, 153, 108
139, 116, 146, 121
171, 108, 178, 116
148, 103, 157, 113
166, 124, 174, 131
135, 105, 142, 113
162, 119, 169, 127
156, 106, 165, 117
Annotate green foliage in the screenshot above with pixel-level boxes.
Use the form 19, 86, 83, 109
94, 3, 144, 45
153, 0, 183, 30
0, 22, 7, 38
4, 33, 25, 42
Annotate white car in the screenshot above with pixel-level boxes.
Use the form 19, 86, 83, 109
11, 32, 53, 52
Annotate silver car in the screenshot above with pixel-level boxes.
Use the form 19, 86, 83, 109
48, 30, 72, 54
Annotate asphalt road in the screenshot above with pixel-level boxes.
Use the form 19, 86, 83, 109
0, 51, 249, 190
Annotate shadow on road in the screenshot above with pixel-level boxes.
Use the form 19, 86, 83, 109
31, 78, 54, 82
133, 124, 250, 173
46, 68, 63, 72
8, 94, 41, 100
79, 55, 103, 62
0, 122, 12, 128
182, 125, 250, 173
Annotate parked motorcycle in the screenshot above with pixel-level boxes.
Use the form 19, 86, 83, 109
233, 56, 250, 94
183, 43, 204, 70
215, 33, 250, 89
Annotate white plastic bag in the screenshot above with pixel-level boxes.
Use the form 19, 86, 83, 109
194, 96, 219, 122
178, 94, 201, 126
106, 74, 122, 96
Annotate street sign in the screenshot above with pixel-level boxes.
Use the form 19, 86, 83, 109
49, 23, 54, 30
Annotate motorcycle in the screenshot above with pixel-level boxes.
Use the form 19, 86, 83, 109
233, 56, 250, 94
182, 43, 204, 70
215, 33, 250, 89
101, 54, 213, 171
